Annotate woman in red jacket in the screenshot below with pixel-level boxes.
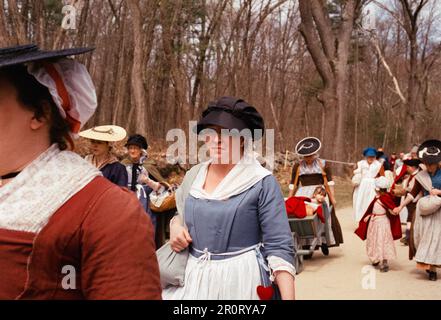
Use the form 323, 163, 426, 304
0, 45, 161, 299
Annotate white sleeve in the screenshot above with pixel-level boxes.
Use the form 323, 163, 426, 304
267, 255, 296, 281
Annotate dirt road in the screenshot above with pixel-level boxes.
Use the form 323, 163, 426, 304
295, 206, 441, 299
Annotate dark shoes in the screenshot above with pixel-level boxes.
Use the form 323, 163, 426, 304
428, 271, 437, 281
380, 264, 389, 272
321, 244, 329, 256
400, 237, 409, 246
380, 262, 389, 272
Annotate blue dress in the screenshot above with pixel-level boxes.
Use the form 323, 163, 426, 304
163, 175, 295, 299
186, 175, 294, 262
426, 168, 441, 195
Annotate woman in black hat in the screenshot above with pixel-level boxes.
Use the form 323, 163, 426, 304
288, 137, 344, 253
393, 140, 441, 281
122, 134, 166, 236
0, 44, 160, 298
163, 96, 295, 300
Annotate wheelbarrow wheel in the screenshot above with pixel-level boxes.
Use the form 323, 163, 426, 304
302, 245, 313, 260
303, 253, 313, 260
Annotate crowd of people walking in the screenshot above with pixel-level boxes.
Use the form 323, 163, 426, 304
353, 144, 441, 281
0, 44, 439, 302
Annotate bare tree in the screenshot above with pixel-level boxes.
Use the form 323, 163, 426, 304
299, 0, 366, 161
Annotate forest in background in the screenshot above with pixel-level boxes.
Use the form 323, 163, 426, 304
0, 0, 440, 163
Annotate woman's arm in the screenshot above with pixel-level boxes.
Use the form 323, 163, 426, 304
393, 180, 423, 214
325, 165, 337, 205
139, 172, 162, 192
274, 271, 295, 300
288, 164, 299, 198
258, 176, 296, 300
81, 186, 161, 299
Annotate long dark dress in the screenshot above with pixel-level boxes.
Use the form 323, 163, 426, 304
101, 162, 128, 187
290, 160, 344, 246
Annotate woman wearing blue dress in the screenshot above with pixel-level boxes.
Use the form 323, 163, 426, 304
162, 97, 296, 300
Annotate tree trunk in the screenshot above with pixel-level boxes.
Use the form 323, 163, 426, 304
127, 0, 147, 136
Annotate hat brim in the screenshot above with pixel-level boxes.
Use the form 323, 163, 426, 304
418, 139, 441, 164
295, 137, 321, 156
79, 125, 127, 142
403, 159, 421, 167
195, 110, 249, 134
364, 152, 377, 157
0, 46, 94, 68
125, 141, 147, 150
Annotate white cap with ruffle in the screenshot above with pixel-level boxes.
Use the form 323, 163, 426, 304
26, 58, 97, 138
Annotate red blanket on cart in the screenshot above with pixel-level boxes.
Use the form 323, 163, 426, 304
285, 196, 325, 223
354, 193, 402, 241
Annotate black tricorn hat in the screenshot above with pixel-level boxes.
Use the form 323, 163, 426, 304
126, 134, 148, 150
196, 96, 265, 140
295, 137, 322, 156
0, 44, 94, 68
403, 158, 421, 167
417, 139, 441, 164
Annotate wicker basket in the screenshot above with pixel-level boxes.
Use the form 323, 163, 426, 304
149, 182, 177, 213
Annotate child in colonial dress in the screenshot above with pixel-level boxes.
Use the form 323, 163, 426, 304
355, 177, 402, 272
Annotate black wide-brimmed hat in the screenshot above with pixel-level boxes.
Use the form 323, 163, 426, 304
295, 137, 322, 156
417, 139, 441, 164
403, 158, 422, 167
126, 134, 148, 150
196, 96, 265, 140
0, 44, 94, 68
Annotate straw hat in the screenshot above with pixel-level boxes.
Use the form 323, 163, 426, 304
79, 125, 127, 142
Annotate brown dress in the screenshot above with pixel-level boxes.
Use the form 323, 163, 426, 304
0, 177, 161, 300
290, 162, 344, 246
404, 174, 418, 260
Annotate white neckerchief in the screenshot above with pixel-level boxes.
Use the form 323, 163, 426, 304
0, 144, 101, 233
190, 152, 272, 201
299, 159, 325, 175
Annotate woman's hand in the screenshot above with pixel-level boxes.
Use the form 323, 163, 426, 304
392, 206, 402, 215
139, 173, 163, 192
169, 217, 192, 252
138, 173, 149, 185
430, 188, 441, 196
